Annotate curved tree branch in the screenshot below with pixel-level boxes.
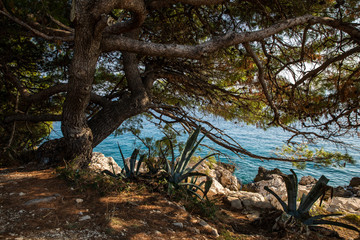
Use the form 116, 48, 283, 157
0, 7, 73, 42
4, 114, 62, 123
294, 46, 360, 88
3, 67, 109, 106
102, 15, 315, 58
92, 0, 147, 35
243, 42, 280, 123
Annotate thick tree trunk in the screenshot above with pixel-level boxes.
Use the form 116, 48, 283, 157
60, 3, 102, 168
37, 5, 151, 168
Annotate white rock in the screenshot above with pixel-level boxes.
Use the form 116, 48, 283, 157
76, 198, 83, 204
79, 215, 91, 221
227, 191, 272, 210
89, 152, 122, 174
199, 219, 208, 226
19, 192, 26, 196
209, 179, 226, 195
24, 194, 60, 206
326, 197, 360, 214
210, 227, 219, 237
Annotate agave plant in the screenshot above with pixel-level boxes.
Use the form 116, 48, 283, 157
264, 169, 359, 232
161, 126, 214, 200
117, 143, 145, 179
103, 144, 145, 178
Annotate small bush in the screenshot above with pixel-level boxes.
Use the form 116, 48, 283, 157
56, 162, 127, 195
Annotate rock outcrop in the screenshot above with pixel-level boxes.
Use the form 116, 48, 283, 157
89, 152, 122, 174
89, 152, 360, 215
299, 175, 317, 185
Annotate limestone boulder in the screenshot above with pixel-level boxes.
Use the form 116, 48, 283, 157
215, 168, 241, 191
89, 152, 122, 174
326, 197, 360, 214
226, 191, 273, 210
252, 175, 287, 210
194, 160, 241, 193
208, 178, 228, 195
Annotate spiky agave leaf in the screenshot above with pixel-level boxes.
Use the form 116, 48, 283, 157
297, 175, 329, 215
129, 149, 139, 176
179, 153, 217, 182
303, 213, 342, 224
176, 126, 202, 174
310, 219, 360, 233
179, 173, 212, 201
117, 143, 130, 174
135, 154, 145, 176
264, 186, 288, 212
287, 169, 298, 215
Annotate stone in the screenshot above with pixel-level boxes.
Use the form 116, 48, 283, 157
251, 174, 288, 210
351, 186, 360, 196
208, 179, 226, 195
333, 186, 353, 198
230, 198, 243, 209
253, 167, 283, 182
75, 198, 84, 204
192, 160, 241, 193
326, 197, 360, 214
199, 219, 208, 226
225, 191, 273, 210
79, 215, 91, 221
19, 192, 26, 196
193, 227, 200, 234
215, 168, 241, 191
218, 162, 236, 172
350, 177, 360, 187
24, 194, 61, 206
299, 176, 317, 185
210, 227, 219, 237
172, 222, 183, 228
89, 152, 122, 174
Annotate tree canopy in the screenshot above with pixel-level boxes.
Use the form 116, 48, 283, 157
1, 0, 360, 167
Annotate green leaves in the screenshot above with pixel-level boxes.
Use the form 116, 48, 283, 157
275, 143, 355, 169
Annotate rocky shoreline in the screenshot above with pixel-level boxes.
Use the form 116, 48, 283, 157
90, 152, 360, 216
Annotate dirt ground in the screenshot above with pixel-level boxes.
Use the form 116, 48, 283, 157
0, 165, 359, 240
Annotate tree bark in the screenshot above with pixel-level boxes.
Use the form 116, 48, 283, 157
60, 1, 103, 168
89, 92, 150, 147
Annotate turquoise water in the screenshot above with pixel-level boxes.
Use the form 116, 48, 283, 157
49, 119, 359, 187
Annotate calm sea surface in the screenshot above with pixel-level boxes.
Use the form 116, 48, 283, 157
49, 118, 360, 187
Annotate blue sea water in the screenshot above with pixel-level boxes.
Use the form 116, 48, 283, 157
49, 119, 360, 187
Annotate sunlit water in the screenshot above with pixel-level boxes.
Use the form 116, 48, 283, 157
49, 119, 360, 187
